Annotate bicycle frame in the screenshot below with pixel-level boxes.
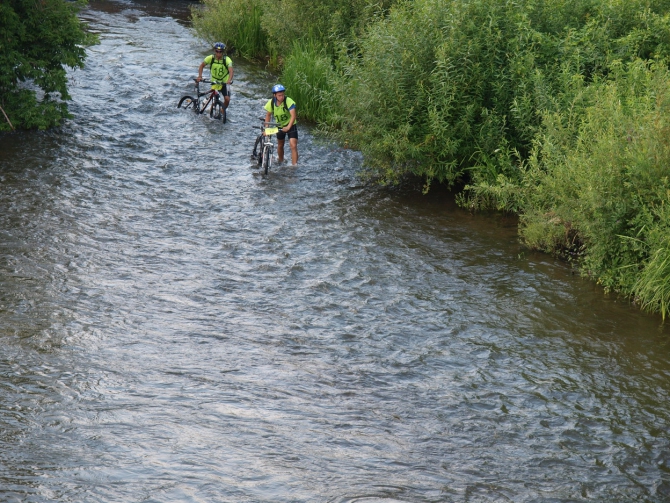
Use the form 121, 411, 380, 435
193, 79, 220, 114
178, 78, 226, 123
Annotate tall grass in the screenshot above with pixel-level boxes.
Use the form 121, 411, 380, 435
192, 0, 397, 63
332, 0, 448, 184
191, 0, 267, 59
279, 40, 336, 122
635, 237, 670, 320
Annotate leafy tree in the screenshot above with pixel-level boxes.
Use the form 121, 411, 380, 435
0, 0, 94, 131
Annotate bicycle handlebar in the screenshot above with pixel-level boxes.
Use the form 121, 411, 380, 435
257, 118, 281, 127
193, 78, 233, 84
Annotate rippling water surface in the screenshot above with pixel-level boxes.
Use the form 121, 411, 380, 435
1, 1, 669, 501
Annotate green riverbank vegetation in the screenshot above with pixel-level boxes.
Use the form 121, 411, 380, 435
0, 0, 94, 131
193, 0, 670, 320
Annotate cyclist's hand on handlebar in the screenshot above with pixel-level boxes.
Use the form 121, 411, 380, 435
195, 76, 203, 82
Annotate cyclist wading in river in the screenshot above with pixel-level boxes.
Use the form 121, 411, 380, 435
264, 84, 298, 165
196, 42, 233, 109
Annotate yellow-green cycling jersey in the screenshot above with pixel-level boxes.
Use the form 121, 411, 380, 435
203, 54, 232, 90
264, 97, 296, 128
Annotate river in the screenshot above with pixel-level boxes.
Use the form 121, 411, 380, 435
0, 1, 669, 501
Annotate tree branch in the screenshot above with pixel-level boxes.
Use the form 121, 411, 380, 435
0, 104, 15, 130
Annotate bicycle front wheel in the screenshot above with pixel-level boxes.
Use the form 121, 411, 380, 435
210, 100, 223, 121
178, 95, 197, 111
262, 145, 272, 175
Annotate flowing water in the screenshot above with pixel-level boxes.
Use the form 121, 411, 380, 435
1, 1, 669, 501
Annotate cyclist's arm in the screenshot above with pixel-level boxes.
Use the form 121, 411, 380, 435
227, 65, 234, 84
196, 61, 206, 82
283, 107, 296, 132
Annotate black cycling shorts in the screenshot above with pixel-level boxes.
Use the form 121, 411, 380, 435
276, 124, 298, 140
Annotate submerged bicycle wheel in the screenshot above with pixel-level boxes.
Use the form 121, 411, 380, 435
252, 135, 263, 166
178, 95, 197, 111
262, 145, 272, 175
210, 100, 223, 121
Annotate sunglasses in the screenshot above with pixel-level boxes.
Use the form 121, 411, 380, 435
215, 50, 223, 53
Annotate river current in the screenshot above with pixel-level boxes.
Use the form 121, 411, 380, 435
0, 1, 669, 501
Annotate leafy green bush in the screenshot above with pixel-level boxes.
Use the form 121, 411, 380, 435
258, 0, 396, 56
519, 59, 670, 316
0, 0, 94, 131
331, 0, 448, 185
333, 0, 538, 185
333, 0, 670, 189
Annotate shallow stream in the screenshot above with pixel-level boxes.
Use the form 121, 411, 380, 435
0, 1, 669, 501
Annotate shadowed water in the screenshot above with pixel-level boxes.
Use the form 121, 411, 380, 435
0, 1, 669, 502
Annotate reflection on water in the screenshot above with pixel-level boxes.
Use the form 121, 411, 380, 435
0, 1, 669, 502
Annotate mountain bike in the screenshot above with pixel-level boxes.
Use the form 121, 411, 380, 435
251, 119, 281, 175
177, 79, 227, 123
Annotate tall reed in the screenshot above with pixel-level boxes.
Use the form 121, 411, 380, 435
635, 236, 670, 320
191, 0, 268, 59
279, 39, 336, 122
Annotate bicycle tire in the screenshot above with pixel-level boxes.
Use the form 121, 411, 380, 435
252, 135, 263, 165
260, 145, 268, 174
263, 145, 272, 175
178, 95, 197, 111
210, 100, 223, 121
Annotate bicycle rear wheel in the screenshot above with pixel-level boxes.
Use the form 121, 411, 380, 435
252, 135, 263, 165
178, 95, 197, 111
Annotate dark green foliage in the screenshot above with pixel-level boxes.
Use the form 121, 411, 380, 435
519, 59, 670, 316
334, 0, 670, 188
0, 0, 93, 131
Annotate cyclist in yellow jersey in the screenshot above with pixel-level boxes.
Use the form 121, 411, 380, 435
264, 84, 298, 165
196, 42, 234, 109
